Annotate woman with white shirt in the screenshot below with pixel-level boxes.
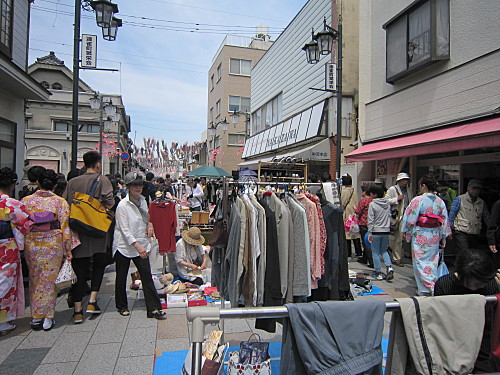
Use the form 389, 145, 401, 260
186, 178, 204, 212
113, 172, 166, 319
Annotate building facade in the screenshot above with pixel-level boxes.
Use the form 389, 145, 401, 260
206, 35, 272, 173
0, 0, 50, 183
26, 52, 130, 176
349, 0, 500, 207
240, 0, 359, 184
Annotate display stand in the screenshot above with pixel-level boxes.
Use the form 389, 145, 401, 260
186, 296, 498, 375
257, 160, 307, 183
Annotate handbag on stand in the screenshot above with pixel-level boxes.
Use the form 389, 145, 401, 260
55, 259, 77, 289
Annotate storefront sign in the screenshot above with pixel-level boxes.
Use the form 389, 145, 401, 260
81, 34, 97, 68
325, 63, 336, 91
242, 101, 326, 158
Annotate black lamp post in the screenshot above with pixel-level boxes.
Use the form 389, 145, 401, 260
208, 119, 228, 166
230, 110, 251, 139
302, 16, 342, 183
71, 0, 119, 171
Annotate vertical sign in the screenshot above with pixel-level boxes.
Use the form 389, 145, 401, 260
325, 62, 336, 91
81, 34, 97, 68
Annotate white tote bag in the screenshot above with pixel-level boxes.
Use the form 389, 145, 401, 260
55, 259, 77, 289
227, 351, 272, 375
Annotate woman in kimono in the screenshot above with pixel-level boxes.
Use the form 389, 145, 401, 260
22, 169, 76, 331
401, 174, 451, 296
0, 168, 30, 335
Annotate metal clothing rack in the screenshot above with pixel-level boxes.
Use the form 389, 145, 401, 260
185, 296, 498, 375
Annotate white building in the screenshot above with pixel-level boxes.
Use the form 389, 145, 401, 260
349, 0, 500, 200
0, 0, 50, 182
240, 0, 359, 183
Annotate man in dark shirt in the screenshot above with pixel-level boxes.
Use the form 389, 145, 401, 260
141, 172, 157, 203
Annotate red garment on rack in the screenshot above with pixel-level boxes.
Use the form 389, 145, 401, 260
149, 201, 177, 253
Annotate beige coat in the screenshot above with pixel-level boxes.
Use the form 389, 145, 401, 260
341, 186, 360, 240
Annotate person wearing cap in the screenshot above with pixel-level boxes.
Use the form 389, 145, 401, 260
385, 172, 413, 267
449, 179, 490, 255
175, 227, 208, 286
113, 172, 166, 319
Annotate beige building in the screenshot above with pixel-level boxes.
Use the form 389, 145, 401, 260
25, 52, 130, 176
205, 35, 272, 173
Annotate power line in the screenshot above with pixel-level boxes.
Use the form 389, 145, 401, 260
30, 38, 209, 68
29, 47, 207, 74
37, 0, 285, 30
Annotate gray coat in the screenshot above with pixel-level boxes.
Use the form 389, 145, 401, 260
281, 300, 386, 375
368, 198, 391, 233
222, 203, 241, 306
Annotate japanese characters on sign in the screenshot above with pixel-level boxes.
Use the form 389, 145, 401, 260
325, 62, 336, 91
81, 34, 97, 69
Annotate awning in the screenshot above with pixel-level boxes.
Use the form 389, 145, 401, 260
239, 138, 330, 169
345, 117, 500, 162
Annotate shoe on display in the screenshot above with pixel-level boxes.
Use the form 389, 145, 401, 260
386, 266, 394, 281
86, 301, 101, 314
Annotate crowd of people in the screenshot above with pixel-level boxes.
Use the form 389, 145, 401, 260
336, 171, 500, 298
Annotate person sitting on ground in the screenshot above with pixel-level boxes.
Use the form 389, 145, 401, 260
434, 249, 500, 373
367, 184, 394, 280
175, 227, 208, 286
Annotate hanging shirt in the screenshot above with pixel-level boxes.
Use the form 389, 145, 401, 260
149, 201, 177, 253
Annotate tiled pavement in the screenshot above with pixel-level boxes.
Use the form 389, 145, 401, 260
0, 256, 419, 375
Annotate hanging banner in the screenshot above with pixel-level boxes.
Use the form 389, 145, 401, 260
325, 63, 336, 91
81, 34, 97, 68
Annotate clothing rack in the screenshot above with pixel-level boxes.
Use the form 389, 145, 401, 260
185, 296, 498, 375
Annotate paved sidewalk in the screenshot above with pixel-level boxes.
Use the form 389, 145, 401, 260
0, 256, 418, 375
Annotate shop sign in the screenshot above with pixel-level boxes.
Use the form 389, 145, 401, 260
242, 101, 325, 158
81, 34, 97, 69
325, 63, 336, 91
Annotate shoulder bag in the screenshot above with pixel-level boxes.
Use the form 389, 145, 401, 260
69, 175, 113, 238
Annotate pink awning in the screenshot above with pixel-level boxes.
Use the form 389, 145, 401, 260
345, 117, 500, 162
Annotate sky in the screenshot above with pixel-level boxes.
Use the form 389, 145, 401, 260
29, 0, 308, 147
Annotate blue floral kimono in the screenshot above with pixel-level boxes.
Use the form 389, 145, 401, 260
401, 193, 450, 294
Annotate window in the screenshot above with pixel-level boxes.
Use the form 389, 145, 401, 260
210, 107, 214, 123
229, 58, 251, 75
0, 117, 15, 169
210, 74, 214, 90
228, 96, 250, 113
216, 100, 221, 117
228, 133, 246, 146
216, 63, 221, 81
384, 0, 449, 83
52, 82, 63, 90
40, 81, 50, 89
54, 121, 100, 133
251, 93, 283, 133
0, 0, 13, 57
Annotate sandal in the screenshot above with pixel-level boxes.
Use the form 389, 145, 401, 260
118, 309, 130, 316
147, 310, 167, 320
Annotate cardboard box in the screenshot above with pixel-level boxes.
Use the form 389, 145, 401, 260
191, 211, 209, 224
166, 293, 188, 308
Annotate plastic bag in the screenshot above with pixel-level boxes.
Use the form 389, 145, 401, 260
345, 214, 360, 234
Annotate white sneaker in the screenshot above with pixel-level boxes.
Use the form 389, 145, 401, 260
386, 266, 394, 281
43, 318, 55, 331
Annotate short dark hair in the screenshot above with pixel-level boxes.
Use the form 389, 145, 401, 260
308, 173, 318, 183
0, 167, 17, 189
418, 174, 437, 192
455, 249, 497, 290
194, 178, 201, 183
321, 172, 331, 182
165, 174, 171, 179
361, 184, 371, 193
369, 184, 385, 198
67, 169, 80, 181
146, 172, 154, 181
38, 169, 59, 191
83, 151, 102, 168
156, 177, 165, 184
342, 174, 352, 186
27, 166, 46, 183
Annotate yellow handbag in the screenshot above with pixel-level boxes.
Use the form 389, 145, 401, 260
69, 176, 113, 238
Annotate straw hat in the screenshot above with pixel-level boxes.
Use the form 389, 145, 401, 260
159, 273, 174, 286
181, 227, 205, 246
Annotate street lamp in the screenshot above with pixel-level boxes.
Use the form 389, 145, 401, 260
208, 119, 228, 166
89, 92, 117, 162
71, 0, 120, 171
102, 17, 122, 41
230, 110, 251, 139
302, 16, 343, 184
